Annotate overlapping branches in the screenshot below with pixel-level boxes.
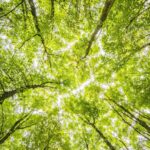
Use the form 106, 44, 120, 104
80, 116, 115, 150
0, 112, 33, 144
105, 97, 150, 140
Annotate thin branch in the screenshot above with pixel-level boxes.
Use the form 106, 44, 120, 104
130, 107, 150, 122
0, 113, 31, 144
112, 106, 150, 140
140, 42, 150, 50
82, 0, 115, 59
0, 81, 5, 93
43, 134, 53, 150
88, 122, 115, 150
21, 1, 27, 30
80, 117, 115, 150
126, 3, 150, 29
115, 42, 150, 72
50, 0, 55, 20
0, 105, 4, 136
118, 138, 129, 150
27, 0, 40, 32
43, 122, 59, 150
0, 0, 24, 19
83, 134, 89, 150
27, 0, 48, 53
28, 0, 52, 66
17, 123, 36, 129
108, 101, 150, 140
107, 97, 150, 133
81, 129, 90, 150
19, 33, 39, 49
49, 0, 55, 32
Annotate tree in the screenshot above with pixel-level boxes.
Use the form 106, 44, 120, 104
0, 0, 150, 149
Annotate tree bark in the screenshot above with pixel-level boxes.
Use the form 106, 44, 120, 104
83, 0, 115, 58
90, 123, 115, 150
110, 99, 150, 133
0, 81, 58, 104
0, 0, 24, 18
0, 114, 30, 144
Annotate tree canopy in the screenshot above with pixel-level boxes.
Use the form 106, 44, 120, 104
0, 0, 150, 149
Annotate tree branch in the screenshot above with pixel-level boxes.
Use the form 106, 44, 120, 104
83, 0, 115, 59
110, 104, 150, 140
0, 113, 31, 144
0, 81, 60, 104
28, 0, 49, 55
118, 138, 129, 150
0, 105, 4, 136
81, 117, 115, 150
115, 42, 150, 72
106, 98, 150, 135
19, 33, 40, 49
88, 122, 115, 150
27, 0, 52, 67
50, 0, 55, 20
27, 0, 40, 32
0, 0, 24, 19
126, 1, 150, 29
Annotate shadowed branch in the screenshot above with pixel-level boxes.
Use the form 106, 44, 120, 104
83, 0, 115, 59
0, 0, 24, 18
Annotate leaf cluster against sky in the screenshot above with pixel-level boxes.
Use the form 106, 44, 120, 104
0, 0, 150, 149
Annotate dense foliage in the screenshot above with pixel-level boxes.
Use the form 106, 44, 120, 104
0, 0, 150, 149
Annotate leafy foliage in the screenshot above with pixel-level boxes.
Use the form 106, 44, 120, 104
0, 0, 150, 149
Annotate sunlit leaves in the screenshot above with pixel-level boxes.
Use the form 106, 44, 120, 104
0, 0, 150, 149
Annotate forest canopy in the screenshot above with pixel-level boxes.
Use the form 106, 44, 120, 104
0, 0, 150, 149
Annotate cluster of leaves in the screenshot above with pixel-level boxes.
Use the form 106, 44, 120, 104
0, 0, 150, 149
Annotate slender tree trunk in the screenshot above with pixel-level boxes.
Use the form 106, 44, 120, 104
88, 122, 115, 150
110, 99, 150, 133
83, 0, 115, 58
